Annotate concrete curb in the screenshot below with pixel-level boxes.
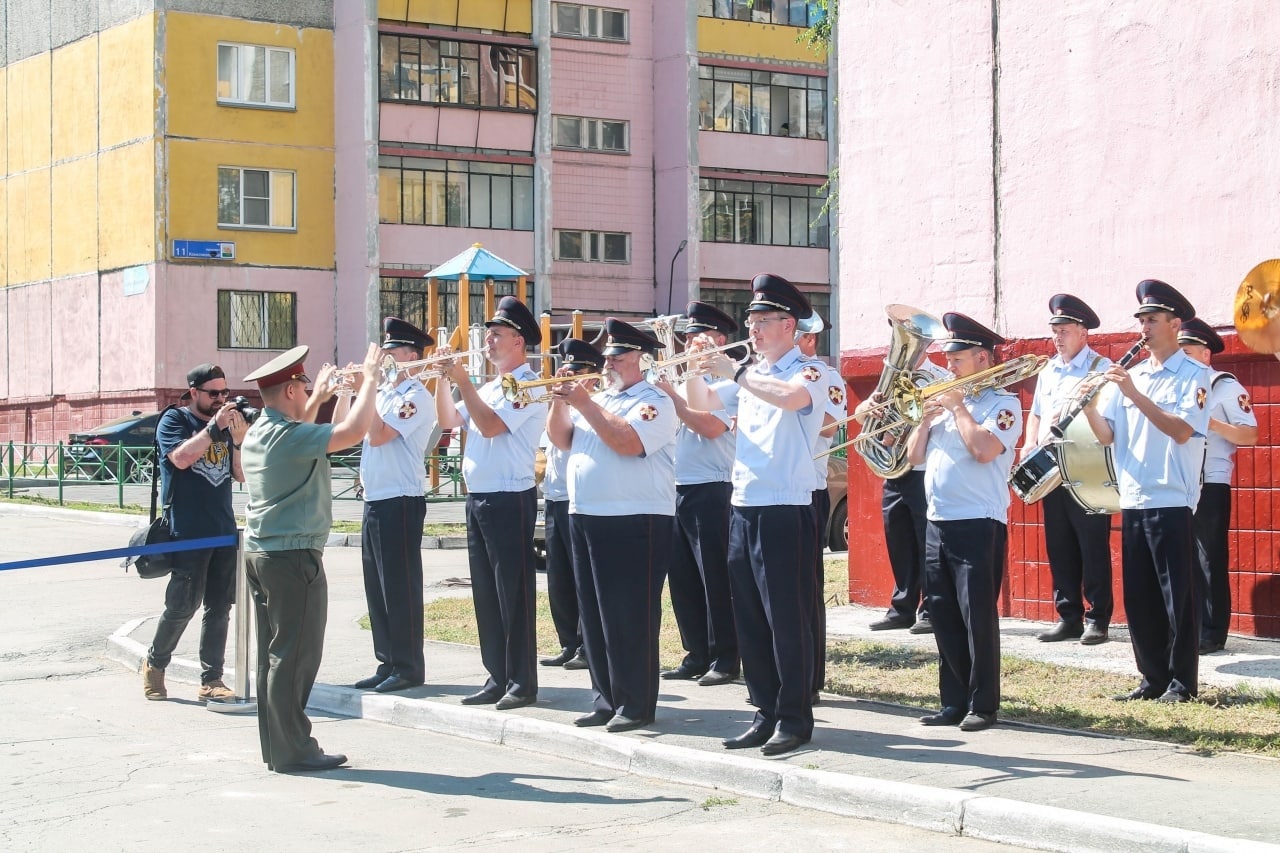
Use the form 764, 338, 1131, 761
104, 626, 1280, 853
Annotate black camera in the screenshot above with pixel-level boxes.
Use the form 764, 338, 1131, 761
230, 395, 260, 425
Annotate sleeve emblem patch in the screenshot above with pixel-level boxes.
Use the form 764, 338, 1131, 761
801, 365, 822, 383
996, 409, 1015, 431
638, 404, 659, 421
398, 401, 417, 420
1239, 393, 1253, 414
828, 385, 845, 405
1196, 387, 1207, 410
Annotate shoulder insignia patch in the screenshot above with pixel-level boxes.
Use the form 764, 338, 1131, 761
828, 385, 845, 405
801, 365, 822, 383
398, 401, 417, 420
638, 404, 659, 422
512, 398, 528, 410
1196, 387, 1207, 410
996, 409, 1015, 431
1239, 393, 1253, 414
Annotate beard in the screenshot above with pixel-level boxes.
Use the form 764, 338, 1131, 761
602, 368, 624, 392
193, 398, 218, 419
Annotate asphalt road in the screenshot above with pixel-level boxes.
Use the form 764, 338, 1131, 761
0, 512, 1019, 853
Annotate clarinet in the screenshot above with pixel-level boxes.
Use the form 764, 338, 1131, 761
1049, 336, 1146, 439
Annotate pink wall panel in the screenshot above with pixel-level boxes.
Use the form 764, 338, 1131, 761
6, 282, 54, 399
700, 242, 829, 287
437, 109, 482, 149
51, 274, 101, 395
698, 132, 827, 178
378, 225, 534, 274
379, 103, 441, 145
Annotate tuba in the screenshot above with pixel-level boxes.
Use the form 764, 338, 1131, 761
852, 305, 948, 478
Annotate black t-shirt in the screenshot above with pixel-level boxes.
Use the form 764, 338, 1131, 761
157, 407, 237, 539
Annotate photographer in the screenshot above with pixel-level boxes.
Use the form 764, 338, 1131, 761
142, 363, 249, 703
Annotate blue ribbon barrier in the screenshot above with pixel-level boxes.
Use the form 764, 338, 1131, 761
0, 534, 239, 573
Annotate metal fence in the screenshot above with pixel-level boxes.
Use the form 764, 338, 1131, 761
2, 442, 466, 508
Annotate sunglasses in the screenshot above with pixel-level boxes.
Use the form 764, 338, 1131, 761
198, 387, 231, 398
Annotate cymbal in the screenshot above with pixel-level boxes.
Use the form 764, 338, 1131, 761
1234, 259, 1280, 354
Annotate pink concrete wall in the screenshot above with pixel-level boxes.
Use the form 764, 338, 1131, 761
699, 132, 828, 178
379, 103, 537, 151
52, 274, 102, 395
700, 242, 828, 288
5, 282, 56, 399
378, 225, 534, 273
837, 2, 1280, 343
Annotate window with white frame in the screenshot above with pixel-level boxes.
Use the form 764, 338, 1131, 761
217, 43, 295, 108
217, 290, 297, 349
553, 115, 629, 152
217, 167, 296, 229
552, 3, 628, 41
556, 230, 630, 263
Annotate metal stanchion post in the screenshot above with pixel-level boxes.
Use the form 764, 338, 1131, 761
207, 527, 257, 714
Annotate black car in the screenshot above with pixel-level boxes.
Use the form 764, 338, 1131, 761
64, 411, 162, 483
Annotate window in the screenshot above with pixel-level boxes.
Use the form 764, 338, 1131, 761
697, 0, 824, 28
556, 230, 630, 263
552, 115, 629, 152
379, 156, 534, 230
697, 65, 827, 140
217, 167, 296, 229
378, 34, 538, 111
700, 177, 829, 248
380, 277, 530, 334
217, 291, 296, 349
217, 43, 294, 108
552, 3, 628, 41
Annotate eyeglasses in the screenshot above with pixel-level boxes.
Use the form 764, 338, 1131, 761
744, 316, 786, 330
199, 387, 231, 398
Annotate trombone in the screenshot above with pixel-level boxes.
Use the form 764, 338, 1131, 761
501, 372, 605, 406
816, 354, 1048, 459
643, 340, 753, 385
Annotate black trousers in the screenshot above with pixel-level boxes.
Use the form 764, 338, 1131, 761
245, 549, 328, 768
668, 482, 738, 675
728, 504, 816, 740
544, 498, 582, 653
147, 544, 237, 684
570, 513, 671, 721
882, 470, 929, 621
1122, 507, 1199, 698
1194, 483, 1232, 645
810, 488, 830, 692
466, 489, 539, 700
361, 495, 427, 682
925, 518, 1006, 715
1042, 486, 1114, 626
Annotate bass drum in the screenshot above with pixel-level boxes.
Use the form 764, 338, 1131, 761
1055, 382, 1120, 514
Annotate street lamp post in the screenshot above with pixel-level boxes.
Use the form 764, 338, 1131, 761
666, 239, 688, 315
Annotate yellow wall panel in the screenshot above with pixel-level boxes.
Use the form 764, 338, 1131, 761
698, 18, 827, 65
406, 0, 458, 26
6, 169, 53, 284
504, 0, 533, 35
100, 15, 158, 148
0, 67, 7, 177
166, 139, 334, 269
164, 13, 333, 148
378, 0, 410, 20
7, 55, 53, 173
52, 35, 101, 162
52, 159, 100, 277
98, 143, 157, 269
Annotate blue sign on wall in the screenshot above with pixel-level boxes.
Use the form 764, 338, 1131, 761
172, 240, 235, 260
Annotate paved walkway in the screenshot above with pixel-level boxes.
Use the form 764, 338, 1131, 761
5, 503, 1276, 852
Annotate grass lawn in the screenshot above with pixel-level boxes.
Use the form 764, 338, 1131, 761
423, 558, 1280, 758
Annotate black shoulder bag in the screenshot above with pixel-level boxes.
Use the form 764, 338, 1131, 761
124, 405, 179, 579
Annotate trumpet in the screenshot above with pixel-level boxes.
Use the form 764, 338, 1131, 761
386, 346, 490, 383
643, 340, 753, 385
324, 358, 399, 395
817, 354, 1048, 459
501, 371, 605, 405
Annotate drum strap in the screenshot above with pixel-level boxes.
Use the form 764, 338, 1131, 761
1210, 370, 1235, 389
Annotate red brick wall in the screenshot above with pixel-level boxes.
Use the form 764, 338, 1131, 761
0, 392, 181, 445
841, 331, 1280, 639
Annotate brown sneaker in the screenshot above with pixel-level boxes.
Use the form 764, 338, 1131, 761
198, 680, 236, 703
143, 662, 167, 701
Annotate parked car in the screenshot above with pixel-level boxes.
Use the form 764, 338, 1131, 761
532, 452, 850, 567
64, 411, 162, 483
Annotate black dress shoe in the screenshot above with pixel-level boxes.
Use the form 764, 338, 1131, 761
697, 670, 738, 687
495, 693, 536, 710
760, 731, 809, 756
1199, 639, 1226, 655
563, 651, 589, 670
919, 707, 965, 726
460, 689, 502, 705
605, 714, 652, 732
1079, 623, 1109, 645
810, 690, 822, 706
1113, 686, 1159, 702
660, 663, 706, 680
354, 673, 389, 689
722, 725, 773, 749
540, 648, 575, 666
574, 710, 612, 727
958, 712, 997, 732
1037, 620, 1084, 642
908, 616, 934, 635
1156, 690, 1190, 704
869, 614, 913, 631
374, 675, 421, 694
275, 752, 348, 773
